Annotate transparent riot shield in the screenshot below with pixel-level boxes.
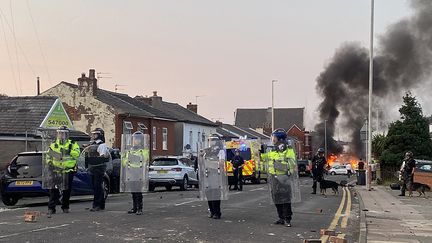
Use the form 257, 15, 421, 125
41, 129, 69, 190
120, 133, 150, 192
264, 147, 301, 204
199, 139, 228, 201
77, 144, 111, 174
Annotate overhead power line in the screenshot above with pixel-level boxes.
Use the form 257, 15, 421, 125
0, 14, 18, 94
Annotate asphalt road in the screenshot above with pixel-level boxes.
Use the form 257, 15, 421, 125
0, 175, 360, 243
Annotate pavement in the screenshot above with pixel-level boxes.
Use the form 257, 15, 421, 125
0, 175, 359, 243
356, 184, 432, 243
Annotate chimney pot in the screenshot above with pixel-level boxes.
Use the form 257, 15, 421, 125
89, 69, 96, 79
153, 91, 158, 97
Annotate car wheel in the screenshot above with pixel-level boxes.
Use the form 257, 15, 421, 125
179, 176, 188, 191
330, 172, 336, 175
1, 194, 19, 206
165, 185, 172, 191
103, 179, 110, 201
149, 185, 155, 192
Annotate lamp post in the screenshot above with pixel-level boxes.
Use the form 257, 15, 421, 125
367, 0, 375, 191
271, 80, 278, 132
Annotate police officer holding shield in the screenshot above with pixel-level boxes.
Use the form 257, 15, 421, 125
44, 126, 80, 218
311, 148, 326, 194
199, 134, 228, 219
120, 131, 150, 215
262, 129, 300, 227
87, 128, 110, 212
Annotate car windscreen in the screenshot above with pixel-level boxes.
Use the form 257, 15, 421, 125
12, 154, 42, 178
152, 159, 178, 166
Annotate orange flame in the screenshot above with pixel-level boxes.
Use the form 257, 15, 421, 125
327, 154, 338, 167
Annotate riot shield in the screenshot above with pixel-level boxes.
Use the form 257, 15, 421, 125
120, 133, 150, 192
41, 130, 69, 190
265, 147, 301, 204
77, 144, 111, 174
199, 139, 228, 201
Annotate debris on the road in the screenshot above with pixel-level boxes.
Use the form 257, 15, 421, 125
24, 211, 41, 222
267, 233, 275, 236
320, 229, 336, 236
316, 208, 323, 213
303, 239, 321, 243
329, 236, 347, 243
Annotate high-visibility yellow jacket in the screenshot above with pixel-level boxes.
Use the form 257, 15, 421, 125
47, 139, 80, 173
261, 148, 296, 175
121, 149, 150, 168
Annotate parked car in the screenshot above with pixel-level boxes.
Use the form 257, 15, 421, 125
0, 151, 112, 206
149, 157, 198, 191
413, 159, 432, 189
297, 160, 311, 176
328, 165, 349, 175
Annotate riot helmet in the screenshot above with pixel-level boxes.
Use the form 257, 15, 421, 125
56, 126, 70, 144
271, 128, 287, 145
317, 148, 325, 157
91, 128, 105, 143
405, 151, 413, 160
132, 131, 144, 149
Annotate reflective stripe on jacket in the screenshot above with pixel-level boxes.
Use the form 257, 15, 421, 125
121, 149, 150, 168
261, 148, 296, 175
47, 139, 80, 173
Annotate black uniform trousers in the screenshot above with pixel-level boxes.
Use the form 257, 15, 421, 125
400, 173, 414, 195
208, 200, 221, 217
232, 167, 243, 190
48, 172, 75, 211
131, 192, 143, 210
91, 170, 106, 209
312, 172, 323, 193
275, 203, 292, 222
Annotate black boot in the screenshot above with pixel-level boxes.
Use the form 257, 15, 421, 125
128, 208, 137, 214
274, 219, 285, 225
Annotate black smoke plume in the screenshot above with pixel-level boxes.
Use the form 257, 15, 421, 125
315, 0, 432, 157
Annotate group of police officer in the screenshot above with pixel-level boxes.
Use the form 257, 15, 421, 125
42, 125, 304, 227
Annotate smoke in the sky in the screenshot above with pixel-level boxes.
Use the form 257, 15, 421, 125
315, 0, 432, 156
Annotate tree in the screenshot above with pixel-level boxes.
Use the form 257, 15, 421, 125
372, 133, 386, 159
380, 92, 432, 166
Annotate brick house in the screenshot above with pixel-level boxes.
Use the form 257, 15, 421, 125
287, 124, 313, 160
41, 69, 177, 158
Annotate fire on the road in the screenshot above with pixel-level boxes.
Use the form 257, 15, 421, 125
326, 154, 359, 169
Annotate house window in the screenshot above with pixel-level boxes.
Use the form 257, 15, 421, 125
123, 121, 133, 134
138, 123, 148, 132
152, 127, 157, 150
197, 132, 201, 145
162, 128, 168, 150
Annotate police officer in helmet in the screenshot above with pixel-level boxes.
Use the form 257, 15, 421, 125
399, 151, 416, 197
46, 126, 80, 217
311, 148, 327, 194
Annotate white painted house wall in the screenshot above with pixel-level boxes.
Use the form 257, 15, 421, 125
182, 123, 216, 156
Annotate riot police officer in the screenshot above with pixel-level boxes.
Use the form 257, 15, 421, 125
199, 134, 228, 219
88, 128, 110, 211
262, 129, 299, 227
121, 131, 150, 215
46, 126, 80, 217
311, 148, 327, 194
399, 151, 416, 196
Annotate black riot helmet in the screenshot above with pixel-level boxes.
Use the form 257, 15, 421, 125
91, 127, 105, 143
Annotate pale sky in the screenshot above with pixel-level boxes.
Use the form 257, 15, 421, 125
0, 0, 413, 129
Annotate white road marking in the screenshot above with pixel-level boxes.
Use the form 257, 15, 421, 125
0, 207, 29, 213
174, 200, 199, 206
0, 224, 70, 239
249, 187, 265, 192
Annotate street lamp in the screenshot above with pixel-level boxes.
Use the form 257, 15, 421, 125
271, 80, 278, 132
324, 119, 328, 160
367, 0, 375, 191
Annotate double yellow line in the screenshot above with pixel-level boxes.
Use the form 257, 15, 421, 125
320, 186, 352, 242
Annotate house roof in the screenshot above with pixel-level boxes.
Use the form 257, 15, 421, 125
139, 99, 216, 127
0, 96, 89, 139
235, 108, 304, 131
216, 127, 238, 140
56, 82, 176, 120
239, 127, 270, 140
220, 124, 259, 139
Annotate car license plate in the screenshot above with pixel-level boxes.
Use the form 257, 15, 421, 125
158, 170, 168, 174
15, 181, 34, 186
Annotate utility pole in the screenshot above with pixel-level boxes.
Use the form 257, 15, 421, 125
367, 0, 375, 191
324, 119, 328, 160
272, 80, 278, 132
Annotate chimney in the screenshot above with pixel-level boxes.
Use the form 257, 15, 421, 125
215, 120, 223, 126
150, 91, 163, 108
78, 69, 98, 97
135, 95, 152, 105
37, 77, 40, 95
187, 102, 198, 113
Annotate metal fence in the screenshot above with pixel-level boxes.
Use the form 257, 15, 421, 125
380, 165, 400, 182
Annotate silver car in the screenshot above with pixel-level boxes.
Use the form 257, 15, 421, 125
149, 157, 198, 191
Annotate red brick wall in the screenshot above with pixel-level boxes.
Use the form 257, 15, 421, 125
114, 115, 175, 159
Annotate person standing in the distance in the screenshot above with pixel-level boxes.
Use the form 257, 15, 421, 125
399, 151, 416, 197
346, 162, 353, 178
230, 149, 244, 191
46, 126, 80, 218
311, 148, 326, 194
88, 128, 110, 212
